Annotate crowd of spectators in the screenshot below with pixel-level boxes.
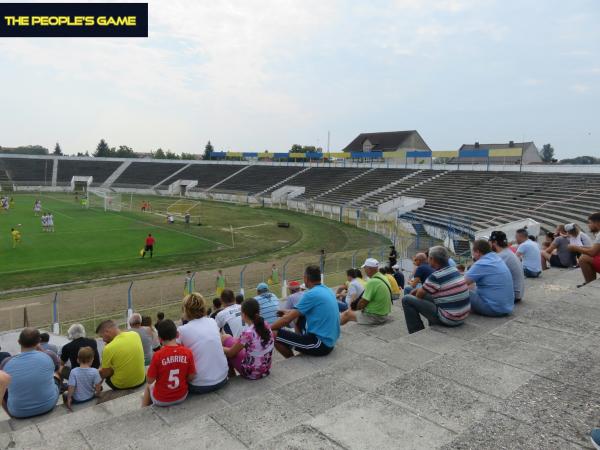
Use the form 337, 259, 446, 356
1, 213, 598, 420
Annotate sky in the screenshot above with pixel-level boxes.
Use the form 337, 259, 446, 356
0, 0, 599, 159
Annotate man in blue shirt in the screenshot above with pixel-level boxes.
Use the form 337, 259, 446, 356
271, 265, 340, 358
515, 228, 542, 278
405, 253, 434, 295
255, 282, 280, 325
466, 240, 515, 317
1, 328, 60, 418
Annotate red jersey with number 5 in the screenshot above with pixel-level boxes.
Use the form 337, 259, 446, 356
147, 344, 196, 402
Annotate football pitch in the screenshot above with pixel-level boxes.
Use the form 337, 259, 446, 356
0, 193, 388, 291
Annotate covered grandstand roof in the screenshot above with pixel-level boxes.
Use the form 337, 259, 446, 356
341, 130, 430, 153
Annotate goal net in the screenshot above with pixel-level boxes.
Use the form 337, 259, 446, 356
88, 189, 123, 212
166, 198, 201, 218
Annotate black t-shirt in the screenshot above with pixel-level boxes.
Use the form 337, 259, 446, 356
60, 337, 100, 369
393, 271, 405, 289
0, 352, 10, 365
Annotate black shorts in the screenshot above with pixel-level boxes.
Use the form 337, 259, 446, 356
549, 254, 570, 268
144, 245, 153, 252
275, 329, 333, 356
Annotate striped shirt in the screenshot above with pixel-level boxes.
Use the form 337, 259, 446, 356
422, 265, 470, 325
255, 292, 280, 325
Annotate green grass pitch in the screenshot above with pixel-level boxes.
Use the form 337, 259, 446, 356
0, 193, 388, 291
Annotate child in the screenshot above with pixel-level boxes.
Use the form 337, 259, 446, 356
235, 294, 244, 305
142, 319, 196, 407
64, 347, 102, 410
222, 298, 274, 380
210, 298, 222, 319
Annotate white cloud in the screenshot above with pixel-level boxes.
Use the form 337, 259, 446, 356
570, 83, 591, 94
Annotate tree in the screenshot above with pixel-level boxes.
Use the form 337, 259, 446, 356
203, 141, 214, 160
180, 152, 197, 160
53, 142, 63, 156
539, 144, 555, 163
559, 155, 600, 165
152, 148, 166, 159
164, 150, 180, 160
289, 144, 303, 153
94, 139, 112, 157
115, 145, 135, 158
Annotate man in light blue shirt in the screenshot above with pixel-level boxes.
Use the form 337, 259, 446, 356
515, 229, 542, 278
255, 282, 280, 324
271, 265, 340, 358
466, 240, 514, 316
1, 328, 59, 418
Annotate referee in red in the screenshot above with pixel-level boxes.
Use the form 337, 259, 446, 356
142, 233, 155, 258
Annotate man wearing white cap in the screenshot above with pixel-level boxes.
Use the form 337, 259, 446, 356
340, 258, 392, 326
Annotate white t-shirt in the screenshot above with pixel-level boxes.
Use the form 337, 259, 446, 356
215, 304, 245, 338
517, 239, 542, 273
178, 317, 228, 387
345, 279, 363, 304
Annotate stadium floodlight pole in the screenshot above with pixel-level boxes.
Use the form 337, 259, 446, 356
52, 292, 59, 334
126, 281, 134, 328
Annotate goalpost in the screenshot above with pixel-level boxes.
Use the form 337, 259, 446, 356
88, 189, 123, 212
166, 198, 202, 220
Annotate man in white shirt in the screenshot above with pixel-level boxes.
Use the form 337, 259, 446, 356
214, 289, 245, 338
515, 229, 542, 278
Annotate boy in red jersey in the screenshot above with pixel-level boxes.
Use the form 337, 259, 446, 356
142, 319, 196, 407
142, 233, 155, 259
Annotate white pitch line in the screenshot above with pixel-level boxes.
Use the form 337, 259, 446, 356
0, 301, 41, 312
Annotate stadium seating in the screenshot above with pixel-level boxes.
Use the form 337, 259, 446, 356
211, 165, 304, 194
112, 162, 186, 187
289, 167, 367, 200
0, 157, 54, 185
164, 164, 243, 190
57, 159, 124, 186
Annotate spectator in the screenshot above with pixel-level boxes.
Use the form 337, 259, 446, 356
382, 267, 401, 301
156, 312, 165, 326
39, 332, 59, 355
541, 231, 555, 251
541, 225, 576, 269
235, 294, 244, 305
489, 231, 525, 303
456, 264, 466, 274
178, 293, 228, 394
143, 319, 196, 407
210, 298, 223, 319
0, 371, 10, 407
271, 265, 340, 358
281, 280, 304, 310
342, 269, 363, 307
465, 240, 514, 317
340, 258, 392, 326
391, 264, 405, 289
96, 320, 146, 390
1, 328, 60, 418
255, 282, 280, 325
141, 316, 161, 352
63, 347, 102, 410
129, 313, 153, 365
515, 228, 543, 277
215, 289, 245, 338
568, 212, 600, 287
222, 298, 274, 379
59, 324, 100, 379
405, 253, 434, 294
0, 346, 10, 365
389, 245, 398, 267
401, 246, 470, 334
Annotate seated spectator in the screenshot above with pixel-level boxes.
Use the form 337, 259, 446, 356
235, 293, 244, 305
0, 346, 10, 365
405, 253, 434, 294
271, 265, 340, 358
456, 264, 466, 274
215, 289, 245, 338
39, 332, 59, 355
391, 264, 405, 289
1, 328, 60, 418
382, 267, 401, 301
141, 316, 161, 352
541, 225, 576, 269
64, 347, 102, 410
129, 313, 153, 365
255, 282, 280, 324
490, 231, 525, 303
222, 298, 274, 379
401, 246, 470, 334
465, 240, 515, 317
565, 223, 592, 247
0, 371, 10, 405
340, 258, 392, 326
178, 293, 228, 394
278, 281, 305, 333
59, 324, 100, 381
210, 298, 223, 319
515, 228, 542, 277
568, 212, 600, 287
541, 231, 555, 251
143, 319, 196, 407
96, 320, 146, 390
156, 312, 165, 326
342, 269, 363, 307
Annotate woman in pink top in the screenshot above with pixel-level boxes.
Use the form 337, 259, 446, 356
222, 298, 274, 380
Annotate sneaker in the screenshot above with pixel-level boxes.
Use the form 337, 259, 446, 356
591, 428, 600, 450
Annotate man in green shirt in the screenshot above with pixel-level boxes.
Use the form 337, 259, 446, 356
341, 258, 392, 326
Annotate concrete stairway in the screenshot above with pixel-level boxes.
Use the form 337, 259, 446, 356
1, 268, 598, 449
205, 165, 251, 192
255, 167, 311, 197
311, 168, 376, 202
349, 170, 422, 207
101, 161, 132, 189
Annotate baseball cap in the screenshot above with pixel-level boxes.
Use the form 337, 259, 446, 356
256, 282, 269, 292
361, 258, 379, 268
564, 223, 575, 232
392, 264, 400, 270
287, 280, 301, 289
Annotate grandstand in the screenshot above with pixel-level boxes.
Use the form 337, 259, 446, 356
1, 154, 599, 236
